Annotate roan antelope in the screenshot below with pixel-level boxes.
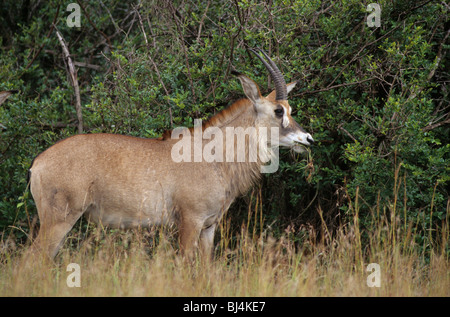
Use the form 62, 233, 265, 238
29, 48, 314, 259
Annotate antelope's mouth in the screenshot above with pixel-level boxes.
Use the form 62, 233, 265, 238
292, 136, 314, 153
292, 142, 308, 153
279, 132, 314, 152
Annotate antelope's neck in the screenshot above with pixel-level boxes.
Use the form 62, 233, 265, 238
214, 103, 269, 197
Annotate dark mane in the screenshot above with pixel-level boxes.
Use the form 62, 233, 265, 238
161, 99, 252, 140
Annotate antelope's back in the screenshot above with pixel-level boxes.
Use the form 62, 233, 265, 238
29, 133, 181, 227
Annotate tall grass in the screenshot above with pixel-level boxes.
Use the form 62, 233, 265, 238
1, 186, 448, 297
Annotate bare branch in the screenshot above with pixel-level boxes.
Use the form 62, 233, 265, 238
73, 61, 102, 71
427, 27, 450, 81
0, 90, 18, 106
422, 117, 450, 132
38, 121, 79, 130
167, 1, 197, 104
75, 0, 112, 50
297, 77, 377, 96
135, 4, 172, 127
0, 90, 18, 130
338, 124, 358, 143
55, 27, 83, 134
196, 1, 211, 43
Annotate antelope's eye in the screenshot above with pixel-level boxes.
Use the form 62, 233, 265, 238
274, 107, 284, 118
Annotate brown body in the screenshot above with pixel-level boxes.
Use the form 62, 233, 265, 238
29, 50, 314, 259
31, 132, 236, 258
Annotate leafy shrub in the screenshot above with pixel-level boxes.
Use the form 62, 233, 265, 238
0, 1, 448, 257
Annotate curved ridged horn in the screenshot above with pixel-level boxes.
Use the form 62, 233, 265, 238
249, 48, 287, 100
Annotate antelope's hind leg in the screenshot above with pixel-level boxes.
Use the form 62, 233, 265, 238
32, 189, 85, 259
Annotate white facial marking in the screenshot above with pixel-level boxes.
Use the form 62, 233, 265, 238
279, 131, 313, 148
281, 105, 289, 128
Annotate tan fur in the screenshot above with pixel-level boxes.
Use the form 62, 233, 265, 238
29, 75, 313, 259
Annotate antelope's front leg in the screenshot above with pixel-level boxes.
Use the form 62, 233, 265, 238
178, 212, 203, 258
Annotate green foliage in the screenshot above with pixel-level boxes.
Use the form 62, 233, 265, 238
0, 0, 448, 256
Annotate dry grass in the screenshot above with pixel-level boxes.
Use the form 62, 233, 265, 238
1, 205, 448, 297
1, 173, 448, 297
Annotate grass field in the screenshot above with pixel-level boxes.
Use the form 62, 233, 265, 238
1, 201, 448, 297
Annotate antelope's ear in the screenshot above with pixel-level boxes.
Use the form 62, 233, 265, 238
266, 81, 297, 101
232, 71, 262, 104
286, 81, 297, 94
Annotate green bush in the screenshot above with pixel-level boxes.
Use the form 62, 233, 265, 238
0, 0, 448, 256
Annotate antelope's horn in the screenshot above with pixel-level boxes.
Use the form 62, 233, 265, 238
250, 48, 287, 101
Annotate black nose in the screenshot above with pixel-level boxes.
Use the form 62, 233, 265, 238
307, 136, 315, 145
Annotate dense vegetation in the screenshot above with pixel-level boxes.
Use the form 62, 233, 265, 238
0, 0, 448, 263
